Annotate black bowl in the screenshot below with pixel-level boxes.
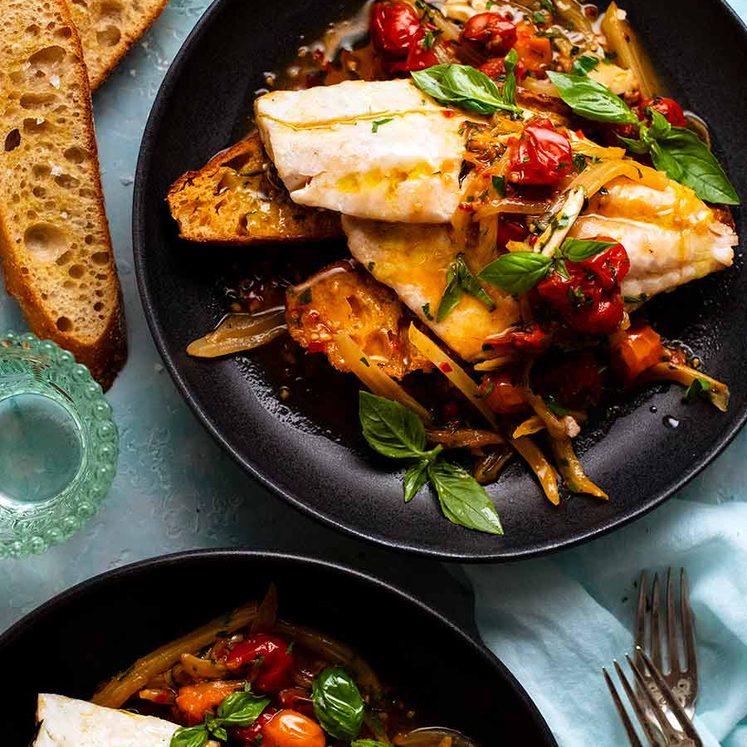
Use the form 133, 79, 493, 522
0, 551, 556, 746
134, 0, 747, 560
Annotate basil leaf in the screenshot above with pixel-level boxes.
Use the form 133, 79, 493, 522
547, 71, 638, 124
352, 742, 390, 747
436, 262, 462, 322
170, 725, 209, 747
684, 377, 712, 403
502, 48, 519, 106
492, 175, 506, 196
312, 666, 365, 741
428, 461, 503, 535
479, 252, 552, 295
412, 64, 520, 116
617, 134, 650, 155
572, 54, 600, 76
404, 459, 429, 503
651, 127, 740, 205
557, 237, 616, 262
359, 391, 427, 459
646, 110, 671, 141
437, 255, 495, 321
216, 690, 270, 726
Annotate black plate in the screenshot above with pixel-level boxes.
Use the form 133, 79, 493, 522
134, 0, 747, 560
0, 551, 556, 746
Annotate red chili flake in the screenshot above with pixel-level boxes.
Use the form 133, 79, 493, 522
439, 362, 453, 373
307, 341, 327, 353
442, 110, 456, 118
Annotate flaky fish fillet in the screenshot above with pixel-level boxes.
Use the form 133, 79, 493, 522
255, 79, 468, 223
343, 217, 520, 361
571, 177, 737, 300
344, 176, 737, 358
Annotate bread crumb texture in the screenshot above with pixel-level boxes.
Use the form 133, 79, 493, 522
68, 0, 170, 89
0, 0, 126, 387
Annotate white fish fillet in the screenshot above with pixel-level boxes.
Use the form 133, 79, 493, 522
34, 694, 177, 746
255, 79, 468, 223
344, 176, 737, 357
343, 216, 520, 361
571, 177, 737, 300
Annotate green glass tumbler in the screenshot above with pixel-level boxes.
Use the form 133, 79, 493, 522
0, 332, 118, 558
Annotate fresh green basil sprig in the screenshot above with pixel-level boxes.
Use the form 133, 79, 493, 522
359, 392, 503, 534
170, 685, 270, 747
437, 254, 496, 322
479, 238, 616, 295
546, 71, 739, 205
411, 54, 521, 116
312, 666, 365, 741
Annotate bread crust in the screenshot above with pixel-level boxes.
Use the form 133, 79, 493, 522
0, 0, 127, 389
66, 0, 171, 90
167, 133, 343, 245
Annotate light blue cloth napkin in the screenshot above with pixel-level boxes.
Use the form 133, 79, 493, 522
464, 430, 747, 746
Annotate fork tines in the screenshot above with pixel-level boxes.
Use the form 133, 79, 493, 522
603, 651, 702, 747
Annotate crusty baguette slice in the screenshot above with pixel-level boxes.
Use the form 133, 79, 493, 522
67, 0, 170, 90
0, 0, 127, 388
167, 133, 343, 245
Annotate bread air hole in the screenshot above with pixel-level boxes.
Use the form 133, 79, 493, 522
23, 117, 50, 135
20, 93, 57, 109
97, 25, 121, 47
99, 1, 123, 20
56, 316, 73, 332
91, 251, 109, 266
29, 45, 66, 70
4, 129, 21, 152
64, 146, 87, 164
69, 264, 85, 279
24, 222, 68, 262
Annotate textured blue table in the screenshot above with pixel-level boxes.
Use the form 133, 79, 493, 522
2, 2, 747, 745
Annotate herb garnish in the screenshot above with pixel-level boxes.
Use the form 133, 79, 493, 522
437, 254, 496, 322
684, 377, 712, 403
479, 238, 616, 295
547, 72, 739, 204
411, 62, 521, 116
170, 685, 270, 747
312, 667, 365, 741
359, 392, 503, 534
572, 54, 600, 76
371, 117, 393, 133
492, 175, 506, 196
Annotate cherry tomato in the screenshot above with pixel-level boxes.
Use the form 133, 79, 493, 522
478, 371, 529, 415
233, 709, 278, 745
533, 351, 604, 409
388, 28, 439, 72
175, 682, 242, 725
535, 239, 630, 335
508, 118, 573, 186
260, 710, 326, 747
484, 323, 550, 354
461, 12, 517, 56
370, 2, 421, 57
479, 56, 526, 81
497, 217, 529, 250
642, 96, 688, 128
278, 688, 314, 718
225, 634, 294, 693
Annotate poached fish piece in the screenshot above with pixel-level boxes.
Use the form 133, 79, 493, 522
33, 694, 178, 746
255, 79, 468, 223
571, 177, 737, 301
342, 217, 520, 361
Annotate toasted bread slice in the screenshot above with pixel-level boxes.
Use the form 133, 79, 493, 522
67, 0, 170, 90
0, 0, 127, 388
167, 133, 343, 245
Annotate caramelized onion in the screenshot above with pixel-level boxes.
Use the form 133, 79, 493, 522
187, 308, 287, 358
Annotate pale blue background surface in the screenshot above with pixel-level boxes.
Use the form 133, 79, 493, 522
1, 2, 747, 745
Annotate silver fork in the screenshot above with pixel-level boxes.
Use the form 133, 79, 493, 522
636, 568, 698, 716
604, 649, 703, 746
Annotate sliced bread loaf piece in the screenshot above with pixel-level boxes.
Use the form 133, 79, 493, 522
167, 133, 343, 245
0, 0, 127, 388
67, 0, 170, 90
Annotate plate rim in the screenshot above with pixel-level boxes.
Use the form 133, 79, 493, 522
133, 0, 747, 562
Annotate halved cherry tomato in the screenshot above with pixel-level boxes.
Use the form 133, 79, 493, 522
226, 634, 294, 693
513, 21, 552, 72
497, 217, 529, 250
461, 12, 517, 55
233, 708, 278, 745
175, 681, 243, 725
370, 1, 421, 56
480, 56, 526, 81
508, 118, 573, 186
479, 371, 529, 415
260, 710, 326, 747
388, 28, 439, 72
642, 96, 688, 128
610, 323, 664, 381
535, 240, 630, 335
